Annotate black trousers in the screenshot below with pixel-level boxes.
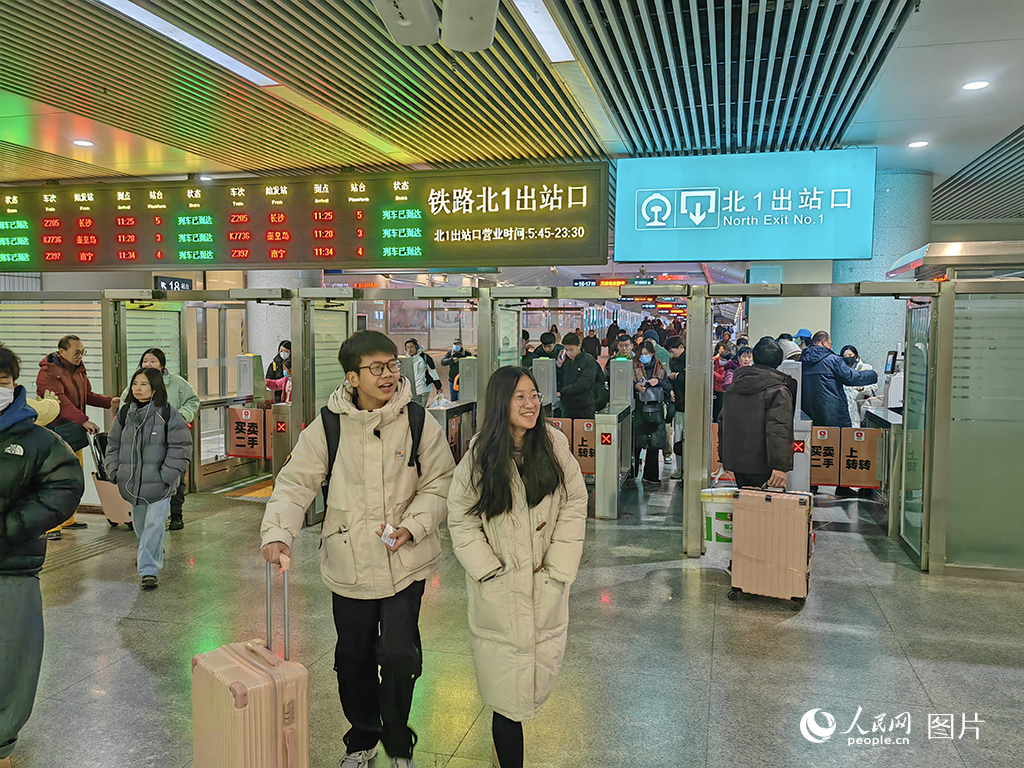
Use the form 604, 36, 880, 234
634, 445, 662, 481
733, 472, 772, 490
332, 580, 425, 759
170, 481, 186, 520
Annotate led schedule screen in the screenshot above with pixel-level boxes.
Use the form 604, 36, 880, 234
0, 163, 609, 272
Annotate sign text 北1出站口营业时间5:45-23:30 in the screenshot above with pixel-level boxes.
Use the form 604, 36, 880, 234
613, 148, 876, 262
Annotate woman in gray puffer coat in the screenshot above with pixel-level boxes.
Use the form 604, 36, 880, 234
106, 368, 191, 589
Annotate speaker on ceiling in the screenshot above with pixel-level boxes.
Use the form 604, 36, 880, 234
441, 0, 501, 52
371, 0, 440, 46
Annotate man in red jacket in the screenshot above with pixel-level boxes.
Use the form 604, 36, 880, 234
35, 335, 118, 534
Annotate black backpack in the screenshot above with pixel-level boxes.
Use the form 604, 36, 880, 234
319, 400, 426, 509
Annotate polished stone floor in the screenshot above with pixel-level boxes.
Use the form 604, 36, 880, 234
12, 471, 1024, 768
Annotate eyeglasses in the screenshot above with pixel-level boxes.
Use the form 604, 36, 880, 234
512, 393, 542, 408
359, 359, 401, 377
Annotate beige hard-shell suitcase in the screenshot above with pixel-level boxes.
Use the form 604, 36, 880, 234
192, 556, 309, 768
728, 488, 814, 603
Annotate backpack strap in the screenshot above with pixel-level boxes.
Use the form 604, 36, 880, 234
162, 403, 171, 442
407, 401, 425, 476
320, 405, 341, 508
117, 404, 129, 428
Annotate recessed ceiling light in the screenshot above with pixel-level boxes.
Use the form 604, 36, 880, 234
962, 80, 990, 91
200, 175, 212, 181
73, 139, 94, 147
908, 140, 929, 148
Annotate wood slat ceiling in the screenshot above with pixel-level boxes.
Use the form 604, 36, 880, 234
549, 0, 917, 155
0, 140, 130, 182
932, 122, 1024, 222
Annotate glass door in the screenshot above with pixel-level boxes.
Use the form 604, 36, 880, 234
900, 302, 931, 564
497, 303, 522, 369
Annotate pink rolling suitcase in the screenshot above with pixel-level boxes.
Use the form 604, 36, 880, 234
192, 556, 309, 768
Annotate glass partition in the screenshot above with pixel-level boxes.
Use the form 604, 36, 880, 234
126, 308, 181, 379
313, 305, 349, 410
497, 305, 521, 369
945, 293, 1024, 568
900, 303, 931, 561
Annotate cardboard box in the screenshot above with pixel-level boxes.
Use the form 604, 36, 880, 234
810, 427, 840, 487
227, 407, 265, 458
731, 488, 813, 601
839, 428, 882, 489
572, 419, 597, 474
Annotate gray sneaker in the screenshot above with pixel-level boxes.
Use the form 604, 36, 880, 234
670, 469, 682, 480
341, 747, 377, 768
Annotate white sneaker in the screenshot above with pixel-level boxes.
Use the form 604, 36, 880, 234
341, 747, 378, 768
670, 469, 682, 480
391, 758, 416, 768
664, 454, 672, 464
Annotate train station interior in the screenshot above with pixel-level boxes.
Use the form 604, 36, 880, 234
1, 1, 1023, 767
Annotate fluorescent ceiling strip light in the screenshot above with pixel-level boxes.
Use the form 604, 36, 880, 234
93, 0, 278, 86
512, 0, 575, 63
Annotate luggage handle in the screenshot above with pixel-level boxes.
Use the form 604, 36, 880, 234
265, 553, 292, 661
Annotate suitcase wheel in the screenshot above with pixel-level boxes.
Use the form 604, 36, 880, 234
127, 522, 134, 531
792, 596, 806, 606
108, 520, 120, 528
727, 588, 742, 602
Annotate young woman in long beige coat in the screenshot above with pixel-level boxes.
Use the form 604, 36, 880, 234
447, 366, 587, 768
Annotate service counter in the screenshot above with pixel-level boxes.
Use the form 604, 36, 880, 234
862, 406, 903, 537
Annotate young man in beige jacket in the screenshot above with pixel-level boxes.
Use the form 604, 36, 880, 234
261, 331, 456, 768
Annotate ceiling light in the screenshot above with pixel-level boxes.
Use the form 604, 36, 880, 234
908, 141, 929, 148
94, 0, 277, 87
962, 80, 990, 91
512, 0, 575, 63
200, 175, 212, 181
73, 139, 94, 147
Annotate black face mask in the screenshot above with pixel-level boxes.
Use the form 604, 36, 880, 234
844, 356, 858, 368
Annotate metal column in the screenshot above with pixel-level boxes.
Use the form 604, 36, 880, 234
682, 286, 712, 558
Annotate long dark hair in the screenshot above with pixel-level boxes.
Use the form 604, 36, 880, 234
139, 347, 166, 369
469, 366, 564, 520
127, 367, 168, 408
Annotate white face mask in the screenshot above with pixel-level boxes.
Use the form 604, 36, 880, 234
280, 350, 290, 361
0, 387, 14, 411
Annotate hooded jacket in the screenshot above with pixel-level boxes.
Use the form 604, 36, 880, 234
260, 377, 456, 600
559, 350, 599, 418
643, 331, 670, 367
36, 352, 112, 426
800, 345, 879, 428
105, 402, 192, 504
447, 427, 587, 722
120, 370, 200, 424
0, 386, 84, 575
719, 365, 797, 475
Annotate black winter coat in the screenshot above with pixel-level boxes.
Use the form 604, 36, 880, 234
582, 335, 602, 359
800, 345, 878, 428
559, 351, 599, 418
669, 353, 686, 409
0, 386, 84, 575
719, 366, 797, 475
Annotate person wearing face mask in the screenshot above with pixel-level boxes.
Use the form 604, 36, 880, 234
442, 338, 472, 401
0, 344, 84, 768
105, 368, 191, 589
121, 348, 199, 530
839, 345, 877, 428
266, 340, 292, 403
632, 341, 672, 484
800, 331, 878, 428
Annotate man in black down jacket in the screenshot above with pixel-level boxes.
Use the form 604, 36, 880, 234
799, 330, 878, 428
558, 333, 599, 419
0, 344, 84, 765
719, 338, 796, 489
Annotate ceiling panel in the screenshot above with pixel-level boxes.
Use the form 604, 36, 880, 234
546, 0, 917, 155
932, 123, 1024, 221
0, 140, 129, 182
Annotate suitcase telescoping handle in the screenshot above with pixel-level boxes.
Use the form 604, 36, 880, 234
265, 553, 292, 661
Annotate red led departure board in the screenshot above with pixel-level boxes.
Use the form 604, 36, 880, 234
0, 164, 609, 272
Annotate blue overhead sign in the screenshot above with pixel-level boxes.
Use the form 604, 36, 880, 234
613, 149, 876, 262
